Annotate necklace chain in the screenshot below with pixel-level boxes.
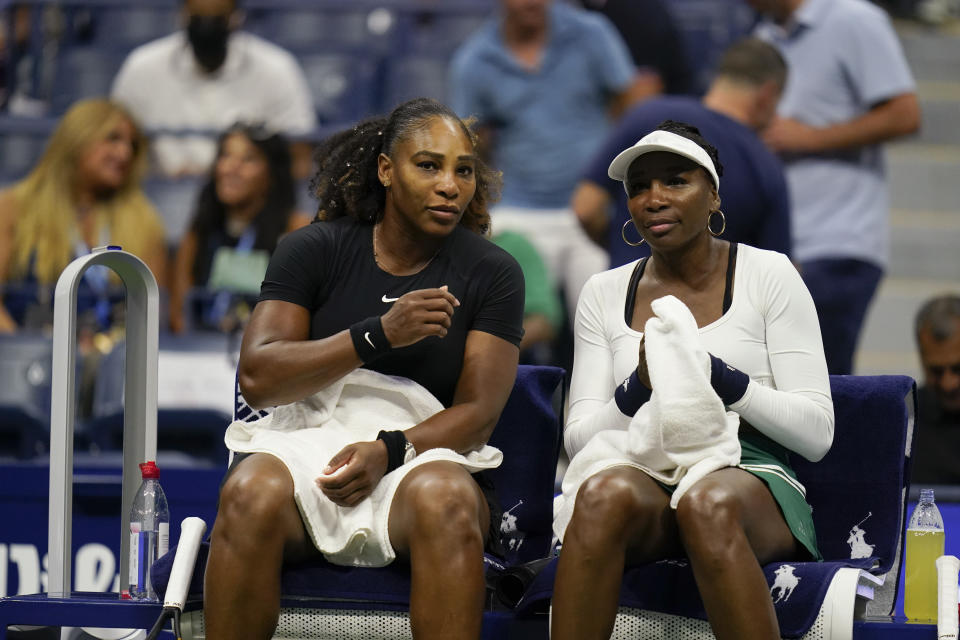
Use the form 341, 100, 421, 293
372, 223, 441, 273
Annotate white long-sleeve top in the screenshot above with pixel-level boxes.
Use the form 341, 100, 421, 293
566, 244, 834, 462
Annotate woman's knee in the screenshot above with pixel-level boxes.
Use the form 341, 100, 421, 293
675, 481, 742, 545
568, 469, 663, 543
400, 464, 484, 543
217, 456, 297, 536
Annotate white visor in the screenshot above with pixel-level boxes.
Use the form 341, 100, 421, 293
607, 129, 720, 196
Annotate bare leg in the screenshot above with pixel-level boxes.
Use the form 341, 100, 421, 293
204, 454, 318, 640
551, 467, 682, 640
675, 468, 799, 640
388, 461, 490, 640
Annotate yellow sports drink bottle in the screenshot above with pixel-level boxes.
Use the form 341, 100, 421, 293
904, 488, 945, 622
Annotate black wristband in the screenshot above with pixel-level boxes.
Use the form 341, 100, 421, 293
614, 370, 652, 417
377, 430, 409, 474
349, 316, 391, 363
709, 354, 750, 406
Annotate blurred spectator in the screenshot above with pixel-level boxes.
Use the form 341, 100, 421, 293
579, 0, 695, 95
490, 230, 563, 363
169, 123, 309, 334
111, 0, 316, 177
912, 295, 960, 485
0, 98, 167, 334
751, 0, 921, 375
573, 37, 791, 268
449, 0, 649, 322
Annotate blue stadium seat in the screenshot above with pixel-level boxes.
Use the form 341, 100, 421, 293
399, 9, 490, 56
247, 7, 398, 55
49, 47, 127, 115
0, 333, 53, 459
381, 54, 449, 113
87, 5, 180, 50
299, 51, 381, 124
87, 335, 234, 466
664, 0, 756, 93
0, 132, 47, 181
0, 116, 57, 183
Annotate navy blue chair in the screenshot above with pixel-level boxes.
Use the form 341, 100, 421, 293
381, 55, 449, 113
0, 334, 53, 459
151, 364, 565, 639
87, 5, 180, 49
515, 375, 918, 640
248, 7, 398, 56
299, 50, 382, 125
49, 46, 127, 115
86, 335, 235, 466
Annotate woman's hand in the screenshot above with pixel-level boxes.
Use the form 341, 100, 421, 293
636, 336, 651, 389
315, 440, 390, 506
381, 286, 460, 348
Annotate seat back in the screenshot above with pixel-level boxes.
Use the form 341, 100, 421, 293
487, 366, 564, 564
0, 333, 53, 458
516, 375, 917, 637
793, 374, 917, 615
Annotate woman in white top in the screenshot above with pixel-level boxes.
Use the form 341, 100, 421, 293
551, 120, 834, 640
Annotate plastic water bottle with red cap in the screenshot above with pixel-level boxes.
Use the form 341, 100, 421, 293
128, 461, 169, 601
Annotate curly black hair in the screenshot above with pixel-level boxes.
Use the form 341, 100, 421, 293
655, 119, 724, 186
310, 97, 500, 235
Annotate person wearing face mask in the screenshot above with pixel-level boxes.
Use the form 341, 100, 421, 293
110, 0, 316, 177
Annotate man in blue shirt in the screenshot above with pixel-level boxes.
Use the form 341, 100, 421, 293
750, 0, 921, 374
449, 0, 646, 321
573, 38, 792, 269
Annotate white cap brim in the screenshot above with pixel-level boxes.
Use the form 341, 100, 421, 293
607, 129, 719, 195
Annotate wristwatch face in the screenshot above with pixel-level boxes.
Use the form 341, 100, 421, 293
403, 440, 417, 463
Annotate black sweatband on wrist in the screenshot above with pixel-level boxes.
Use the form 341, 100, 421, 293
377, 429, 408, 474
709, 354, 750, 406
614, 370, 652, 417
349, 316, 391, 363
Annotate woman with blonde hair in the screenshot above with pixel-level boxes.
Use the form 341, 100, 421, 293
0, 98, 167, 332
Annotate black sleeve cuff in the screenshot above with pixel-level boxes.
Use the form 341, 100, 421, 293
614, 370, 652, 417
709, 354, 750, 406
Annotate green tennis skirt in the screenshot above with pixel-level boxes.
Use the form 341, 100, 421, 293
660, 433, 821, 561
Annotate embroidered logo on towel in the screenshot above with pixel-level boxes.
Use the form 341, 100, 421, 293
770, 565, 799, 603
847, 512, 875, 559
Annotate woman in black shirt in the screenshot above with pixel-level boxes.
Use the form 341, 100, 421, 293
204, 98, 525, 640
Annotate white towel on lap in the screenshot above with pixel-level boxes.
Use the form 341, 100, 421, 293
554, 295, 741, 541
224, 368, 502, 567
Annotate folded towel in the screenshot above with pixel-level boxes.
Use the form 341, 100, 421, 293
224, 368, 502, 567
554, 295, 741, 541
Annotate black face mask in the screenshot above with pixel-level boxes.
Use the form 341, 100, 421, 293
187, 15, 230, 73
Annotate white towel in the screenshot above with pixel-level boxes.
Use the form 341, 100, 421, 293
554, 295, 741, 541
224, 368, 502, 567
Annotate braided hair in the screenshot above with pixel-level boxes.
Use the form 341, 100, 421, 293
655, 119, 724, 186
311, 98, 499, 235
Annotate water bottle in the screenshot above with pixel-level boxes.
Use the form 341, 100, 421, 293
905, 488, 946, 621
128, 461, 169, 601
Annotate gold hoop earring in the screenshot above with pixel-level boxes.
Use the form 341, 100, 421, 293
708, 210, 726, 237
621, 219, 645, 247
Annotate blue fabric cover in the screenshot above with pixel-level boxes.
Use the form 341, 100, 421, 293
151, 365, 564, 607
516, 375, 916, 638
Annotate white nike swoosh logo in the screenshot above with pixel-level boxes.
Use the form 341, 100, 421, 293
381, 295, 400, 303
363, 332, 376, 349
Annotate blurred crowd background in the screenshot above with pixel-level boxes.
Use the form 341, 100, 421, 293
0, 0, 957, 480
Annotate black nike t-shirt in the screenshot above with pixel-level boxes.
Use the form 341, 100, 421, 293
259, 217, 525, 407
